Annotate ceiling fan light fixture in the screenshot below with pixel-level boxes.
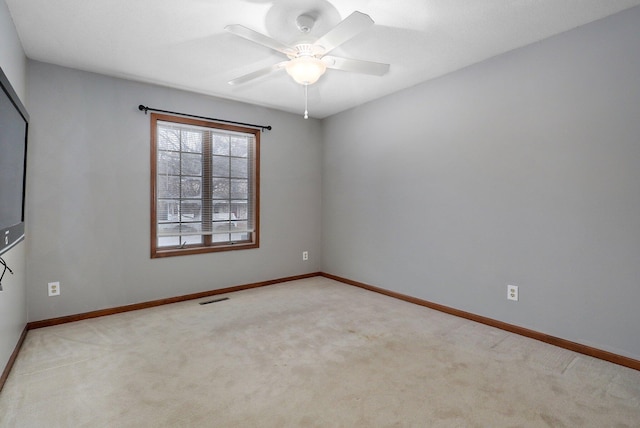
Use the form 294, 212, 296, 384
285, 56, 327, 85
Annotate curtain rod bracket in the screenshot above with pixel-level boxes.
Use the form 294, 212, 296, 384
137, 104, 271, 131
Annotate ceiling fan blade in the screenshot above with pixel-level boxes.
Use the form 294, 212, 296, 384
314, 11, 374, 54
225, 24, 294, 56
228, 62, 288, 86
322, 56, 390, 76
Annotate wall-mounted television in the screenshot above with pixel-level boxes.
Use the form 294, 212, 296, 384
0, 66, 29, 256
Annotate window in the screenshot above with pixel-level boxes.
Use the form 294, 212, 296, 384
150, 113, 259, 257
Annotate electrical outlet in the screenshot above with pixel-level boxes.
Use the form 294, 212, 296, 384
302, 251, 309, 261
507, 284, 518, 301
48, 281, 60, 296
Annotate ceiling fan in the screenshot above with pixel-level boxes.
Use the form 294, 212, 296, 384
225, 11, 390, 117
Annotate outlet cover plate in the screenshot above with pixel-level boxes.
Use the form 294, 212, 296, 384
48, 281, 60, 296
507, 284, 518, 301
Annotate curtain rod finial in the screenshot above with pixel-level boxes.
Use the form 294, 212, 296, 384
138, 105, 148, 114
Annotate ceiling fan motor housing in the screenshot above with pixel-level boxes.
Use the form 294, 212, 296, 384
287, 43, 324, 60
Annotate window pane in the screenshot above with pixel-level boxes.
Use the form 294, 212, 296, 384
212, 155, 230, 177
183, 235, 203, 245
230, 179, 248, 199
231, 232, 249, 242
212, 211, 232, 221
181, 177, 202, 198
157, 176, 180, 198
232, 201, 248, 221
230, 157, 248, 178
180, 200, 202, 221
212, 234, 230, 243
181, 130, 202, 153
158, 128, 180, 151
157, 151, 180, 175
157, 199, 180, 222
230, 137, 248, 157
179, 222, 203, 235
158, 236, 180, 247
212, 134, 229, 155
181, 153, 202, 176
158, 222, 201, 236
157, 222, 179, 235
212, 201, 230, 216
213, 220, 234, 233
212, 178, 230, 199
157, 223, 203, 247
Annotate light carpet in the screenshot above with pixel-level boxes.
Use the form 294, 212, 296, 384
1, 277, 639, 427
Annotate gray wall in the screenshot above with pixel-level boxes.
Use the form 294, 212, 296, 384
9, 3, 640, 365
0, 0, 28, 374
322, 7, 640, 360
25, 61, 322, 321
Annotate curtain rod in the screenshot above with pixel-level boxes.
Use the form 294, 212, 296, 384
138, 105, 272, 131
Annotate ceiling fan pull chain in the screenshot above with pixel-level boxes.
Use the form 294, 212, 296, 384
304, 84, 309, 119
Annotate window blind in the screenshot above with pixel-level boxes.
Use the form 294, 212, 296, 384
153, 118, 258, 252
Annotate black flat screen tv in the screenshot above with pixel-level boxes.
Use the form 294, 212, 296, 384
0, 66, 29, 256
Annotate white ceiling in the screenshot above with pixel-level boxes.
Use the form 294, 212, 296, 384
6, 0, 640, 118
